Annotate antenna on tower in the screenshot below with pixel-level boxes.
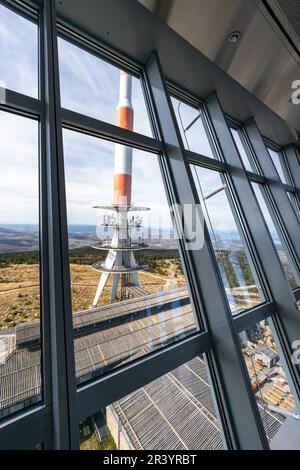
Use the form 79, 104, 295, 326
91, 71, 150, 306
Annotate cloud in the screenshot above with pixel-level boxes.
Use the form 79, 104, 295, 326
0, 111, 38, 224
58, 37, 152, 137
63, 129, 172, 228
0, 3, 239, 236
0, 5, 38, 98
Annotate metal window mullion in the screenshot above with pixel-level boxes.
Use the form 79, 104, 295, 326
259, 184, 300, 286
280, 150, 293, 186
61, 107, 162, 154
234, 126, 259, 174
0, 0, 39, 21
233, 302, 276, 334
145, 52, 268, 450
205, 92, 300, 412
284, 145, 300, 193
185, 149, 227, 171
0, 406, 51, 450
40, 0, 78, 449
0, 88, 41, 117
245, 119, 300, 272
294, 288, 300, 302
77, 332, 210, 422
282, 183, 297, 192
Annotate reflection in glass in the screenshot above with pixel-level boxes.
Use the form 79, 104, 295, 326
171, 97, 215, 158
192, 165, 264, 315
63, 129, 198, 383
0, 4, 38, 98
230, 127, 254, 172
240, 317, 299, 449
0, 111, 41, 418
58, 37, 152, 137
80, 356, 223, 450
287, 192, 300, 222
268, 148, 289, 184
252, 183, 298, 289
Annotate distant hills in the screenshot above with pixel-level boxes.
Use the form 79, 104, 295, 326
0, 223, 281, 254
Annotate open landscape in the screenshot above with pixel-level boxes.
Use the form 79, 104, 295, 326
0, 244, 186, 329
0, 225, 296, 449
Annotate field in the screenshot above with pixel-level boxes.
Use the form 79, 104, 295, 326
0, 263, 40, 328
0, 248, 185, 329
79, 419, 116, 451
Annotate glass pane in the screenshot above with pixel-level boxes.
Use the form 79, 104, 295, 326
287, 192, 300, 222
79, 356, 223, 450
268, 148, 289, 184
252, 183, 298, 288
0, 111, 41, 418
240, 317, 299, 449
58, 38, 152, 137
230, 127, 254, 172
63, 129, 198, 384
171, 97, 215, 158
0, 4, 38, 98
191, 165, 264, 315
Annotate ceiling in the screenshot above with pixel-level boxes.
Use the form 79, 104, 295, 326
138, 0, 300, 135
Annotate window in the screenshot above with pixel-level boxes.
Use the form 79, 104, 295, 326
192, 165, 264, 314
268, 148, 290, 184
63, 130, 199, 383
171, 97, 215, 158
287, 192, 300, 222
230, 127, 256, 172
252, 183, 298, 289
239, 317, 298, 449
0, 4, 38, 98
80, 356, 223, 450
1, 0, 300, 451
0, 111, 41, 418
58, 37, 152, 137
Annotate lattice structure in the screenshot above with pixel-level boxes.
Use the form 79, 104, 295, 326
91, 71, 150, 305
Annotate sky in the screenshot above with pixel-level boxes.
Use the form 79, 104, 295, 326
0, 3, 257, 237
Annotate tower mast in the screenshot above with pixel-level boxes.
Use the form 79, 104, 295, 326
91, 72, 149, 306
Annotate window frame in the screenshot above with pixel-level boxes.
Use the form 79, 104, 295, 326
0, 0, 300, 451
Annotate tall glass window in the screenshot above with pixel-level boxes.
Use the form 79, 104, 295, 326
268, 148, 290, 184
239, 316, 298, 449
287, 191, 300, 222
252, 183, 299, 289
0, 4, 38, 98
191, 165, 265, 314
230, 127, 256, 172
58, 37, 152, 137
171, 97, 215, 158
0, 111, 41, 418
63, 129, 199, 384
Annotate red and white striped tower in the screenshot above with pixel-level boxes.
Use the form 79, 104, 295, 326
113, 71, 133, 206
91, 71, 149, 306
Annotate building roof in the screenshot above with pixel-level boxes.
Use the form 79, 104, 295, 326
110, 356, 285, 449
255, 346, 279, 361
0, 288, 285, 448
0, 288, 194, 413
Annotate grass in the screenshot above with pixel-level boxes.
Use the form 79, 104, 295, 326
79, 418, 117, 451
0, 250, 185, 329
